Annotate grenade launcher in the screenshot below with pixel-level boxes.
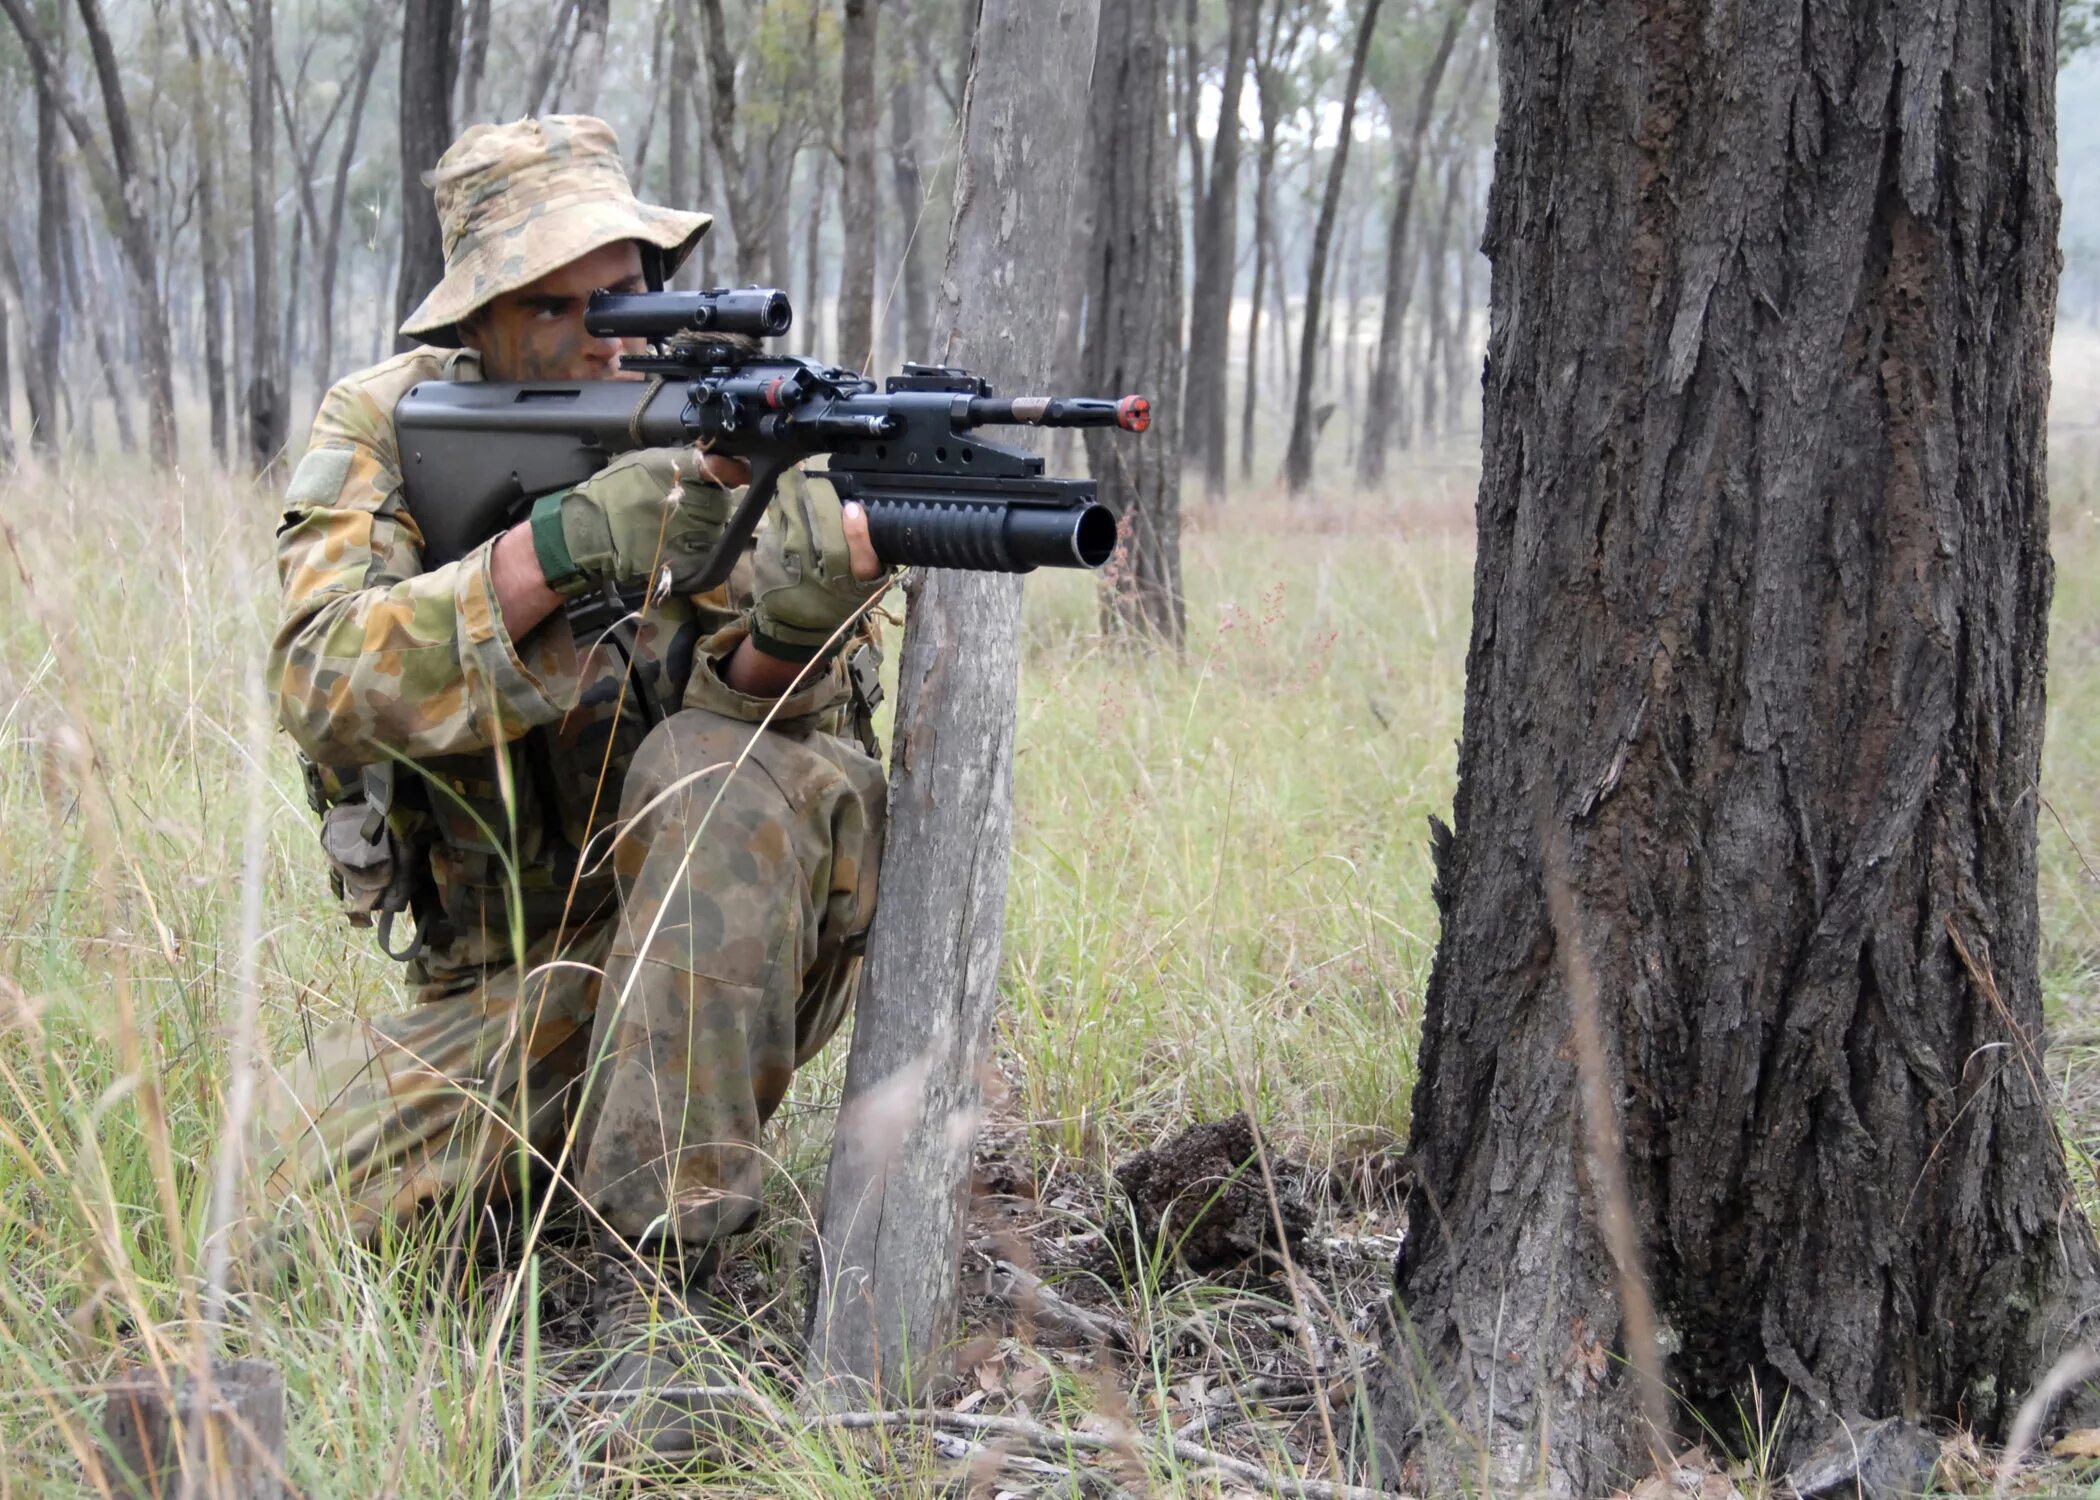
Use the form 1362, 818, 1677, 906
392, 286, 1150, 589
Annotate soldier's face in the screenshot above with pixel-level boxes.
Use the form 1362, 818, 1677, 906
461, 239, 649, 382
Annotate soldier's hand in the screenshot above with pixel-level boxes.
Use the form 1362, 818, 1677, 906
747, 472, 896, 662
531, 447, 736, 596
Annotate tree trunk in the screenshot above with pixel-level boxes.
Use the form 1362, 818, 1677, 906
800, 151, 826, 362
248, 0, 286, 472
182, 0, 230, 464
1415, 143, 1455, 446
0, 269, 12, 467
457, 0, 490, 123
1180, 0, 1255, 503
1083, 0, 1185, 643
1354, 0, 1468, 486
1443, 154, 1473, 436
78, 228, 137, 454
30, 70, 63, 459
836, 0, 879, 372
567, 0, 609, 115
2, 0, 179, 466
1239, 11, 1287, 483
314, 9, 386, 398
808, 0, 1102, 1402
1279, 0, 1379, 495
629, 3, 671, 174
396, 0, 457, 348
886, 0, 933, 363
1374, 1, 2100, 1493
520, 0, 576, 117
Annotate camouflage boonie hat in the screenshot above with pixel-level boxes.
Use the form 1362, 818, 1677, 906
399, 115, 711, 346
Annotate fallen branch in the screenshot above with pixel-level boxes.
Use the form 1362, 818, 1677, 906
983, 1258, 1133, 1349
542, 1386, 1405, 1500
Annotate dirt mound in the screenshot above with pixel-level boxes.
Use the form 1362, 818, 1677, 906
1111, 1114, 1311, 1274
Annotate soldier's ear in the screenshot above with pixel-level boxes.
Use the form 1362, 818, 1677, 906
456, 312, 486, 352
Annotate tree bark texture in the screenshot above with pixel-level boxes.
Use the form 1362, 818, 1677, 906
808, 0, 1102, 1402
1180, 0, 1255, 503
1082, 0, 1185, 645
1355, 0, 1468, 486
1280, 0, 1379, 495
395, 0, 457, 349
248, 0, 286, 472
837, 0, 880, 372
1376, 1, 2098, 1494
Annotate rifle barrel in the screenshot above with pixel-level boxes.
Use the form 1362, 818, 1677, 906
964, 395, 1150, 432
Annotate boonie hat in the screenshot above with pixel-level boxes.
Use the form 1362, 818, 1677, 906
399, 114, 711, 347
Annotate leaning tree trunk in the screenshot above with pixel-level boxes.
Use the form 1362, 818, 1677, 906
182, 0, 230, 465
1374, 1, 2099, 1494
836, 0, 879, 372
1082, 0, 1185, 645
314, 10, 385, 400
1279, 0, 1379, 496
808, 0, 1102, 1402
395, 0, 457, 347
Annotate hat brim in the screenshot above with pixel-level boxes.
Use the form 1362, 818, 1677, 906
399, 197, 712, 347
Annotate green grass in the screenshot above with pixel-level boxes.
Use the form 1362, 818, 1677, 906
5, 389, 2100, 1493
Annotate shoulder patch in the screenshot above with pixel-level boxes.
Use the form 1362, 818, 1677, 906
285, 447, 356, 509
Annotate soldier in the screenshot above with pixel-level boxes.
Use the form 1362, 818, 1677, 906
263, 115, 889, 1453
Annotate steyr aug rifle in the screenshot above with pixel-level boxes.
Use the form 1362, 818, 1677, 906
393, 286, 1151, 587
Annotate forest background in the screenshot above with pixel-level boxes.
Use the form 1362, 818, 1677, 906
2, 0, 2100, 1495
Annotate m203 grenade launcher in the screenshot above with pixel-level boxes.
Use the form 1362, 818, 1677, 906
392, 286, 1150, 592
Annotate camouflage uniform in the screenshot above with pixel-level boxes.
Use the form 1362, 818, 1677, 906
262, 118, 885, 1251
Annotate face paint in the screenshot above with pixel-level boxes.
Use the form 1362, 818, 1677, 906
462, 240, 651, 383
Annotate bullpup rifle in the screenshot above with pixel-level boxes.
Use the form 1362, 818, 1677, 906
393, 286, 1150, 588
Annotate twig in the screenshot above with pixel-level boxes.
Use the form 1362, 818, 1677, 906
983, 1258, 1132, 1349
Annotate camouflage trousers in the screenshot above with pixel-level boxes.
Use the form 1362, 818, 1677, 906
261, 705, 885, 1248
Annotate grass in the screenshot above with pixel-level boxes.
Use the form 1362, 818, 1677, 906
5, 343, 2100, 1494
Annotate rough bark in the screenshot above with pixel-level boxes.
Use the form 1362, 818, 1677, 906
2, 0, 179, 466
886, 0, 933, 363
808, 0, 1102, 1402
1280, 0, 1379, 495
1375, 1, 2100, 1494
248, 0, 286, 472
1180, 0, 1255, 503
396, 0, 457, 348
837, 0, 879, 372
1354, 0, 1469, 486
1083, 0, 1185, 644
182, 0, 230, 464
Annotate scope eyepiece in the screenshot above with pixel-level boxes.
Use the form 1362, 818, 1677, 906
585, 287, 794, 341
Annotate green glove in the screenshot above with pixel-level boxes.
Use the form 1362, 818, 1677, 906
747, 472, 892, 662
529, 447, 732, 598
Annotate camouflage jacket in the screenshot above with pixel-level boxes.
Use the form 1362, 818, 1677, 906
270, 345, 868, 978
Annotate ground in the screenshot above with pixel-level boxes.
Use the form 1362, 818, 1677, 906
1, 332, 2099, 1494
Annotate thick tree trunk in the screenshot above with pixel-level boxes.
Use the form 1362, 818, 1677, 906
808, 0, 1102, 1402
1280, 0, 1379, 495
1355, 0, 1468, 486
1083, 0, 1185, 643
886, 0, 933, 363
182, 1, 230, 464
1375, 1, 2100, 1494
395, 0, 457, 348
836, 0, 879, 372
248, 0, 286, 472
1180, 0, 1255, 502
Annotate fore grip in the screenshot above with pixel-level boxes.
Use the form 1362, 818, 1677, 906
859, 495, 1118, 573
